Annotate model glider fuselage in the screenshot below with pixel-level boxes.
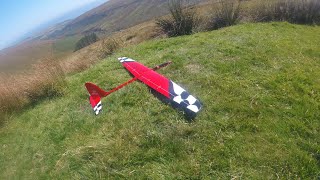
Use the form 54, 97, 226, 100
85, 57, 202, 116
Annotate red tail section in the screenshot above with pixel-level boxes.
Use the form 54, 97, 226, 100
85, 83, 107, 115
85, 82, 109, 97
89, 95, 102, 115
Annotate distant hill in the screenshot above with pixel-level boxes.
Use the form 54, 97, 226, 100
29, 0, 107, 40
36, 0, 207, 39
4, 0, 107, 49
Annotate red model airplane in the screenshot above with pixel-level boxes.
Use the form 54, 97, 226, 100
85, 57, 202, 116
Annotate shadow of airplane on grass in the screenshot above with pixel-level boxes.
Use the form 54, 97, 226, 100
149, 88, 202, 122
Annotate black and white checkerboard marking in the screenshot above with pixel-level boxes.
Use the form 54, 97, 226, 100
94, 101, 102, 115
170, 81, 201, 113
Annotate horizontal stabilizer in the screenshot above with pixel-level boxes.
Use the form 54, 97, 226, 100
85, 83, 107, 115
90, 95, 102, 115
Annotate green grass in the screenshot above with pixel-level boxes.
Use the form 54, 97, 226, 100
1, 22, 320, 179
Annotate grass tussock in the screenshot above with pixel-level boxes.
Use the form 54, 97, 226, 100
156, 0, 199, 37
100, 37, 122, 58
209, 0, 242, 30
0, 59, 66, 116
252, 0, 320, 25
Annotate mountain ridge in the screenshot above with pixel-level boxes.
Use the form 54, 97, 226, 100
35, 0, 207, 39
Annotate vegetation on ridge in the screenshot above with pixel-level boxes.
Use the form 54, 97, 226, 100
74, 33, 99, 52
156, 0, 199, 37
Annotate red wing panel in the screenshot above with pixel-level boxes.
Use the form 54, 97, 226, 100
119, 58, 170, 98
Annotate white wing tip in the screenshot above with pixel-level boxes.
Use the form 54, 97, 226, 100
118, 57, 135, 63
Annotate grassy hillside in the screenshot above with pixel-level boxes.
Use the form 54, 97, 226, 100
52, 36, 81, 59
0, 23, 319, 179
0, 37, 80, 72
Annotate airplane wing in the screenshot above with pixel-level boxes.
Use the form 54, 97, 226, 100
118, 57, 202, 114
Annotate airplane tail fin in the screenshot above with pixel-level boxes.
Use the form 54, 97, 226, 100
89, 95, 102, 115
85, 82, 108, 115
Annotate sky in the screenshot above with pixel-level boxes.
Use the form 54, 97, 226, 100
0, 0, 99, 50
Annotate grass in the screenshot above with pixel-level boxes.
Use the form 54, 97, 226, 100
251, 0, 320, 25
0, 22, 320, 179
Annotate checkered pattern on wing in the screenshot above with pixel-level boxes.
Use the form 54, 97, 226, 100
93, 101, 102, 115
169, 81, 202, 113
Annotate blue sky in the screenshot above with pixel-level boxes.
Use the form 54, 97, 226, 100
0, 0, 99, 50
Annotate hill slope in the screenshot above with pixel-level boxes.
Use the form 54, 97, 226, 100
0, 23, 319, 179
39, 0, 207, 39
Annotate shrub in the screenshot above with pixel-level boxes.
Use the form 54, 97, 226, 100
74, 33, 99, 52
156, 0, 199, 37
252, 0, 320, 25
209, 0, 242, 30
100, 38, 121, 58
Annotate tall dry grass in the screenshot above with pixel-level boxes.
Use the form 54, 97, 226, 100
156, 0, 199, 37
210, 0, 242, 30
60, 41, 104, 73
99, 37, 122, 58
251, 0, 320, 25
60, 37, 124, 74
0, 58, 66, 119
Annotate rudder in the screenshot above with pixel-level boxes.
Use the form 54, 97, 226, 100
85, 82, 106, 115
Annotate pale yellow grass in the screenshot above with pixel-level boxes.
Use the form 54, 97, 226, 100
0, 59, 65, 118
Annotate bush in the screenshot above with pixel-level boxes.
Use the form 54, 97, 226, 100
252, 0, 320, 25
100, 38, 121, 58
74, 33, 99, 52
209, 0, 242, 30
156, 0, 199, 37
